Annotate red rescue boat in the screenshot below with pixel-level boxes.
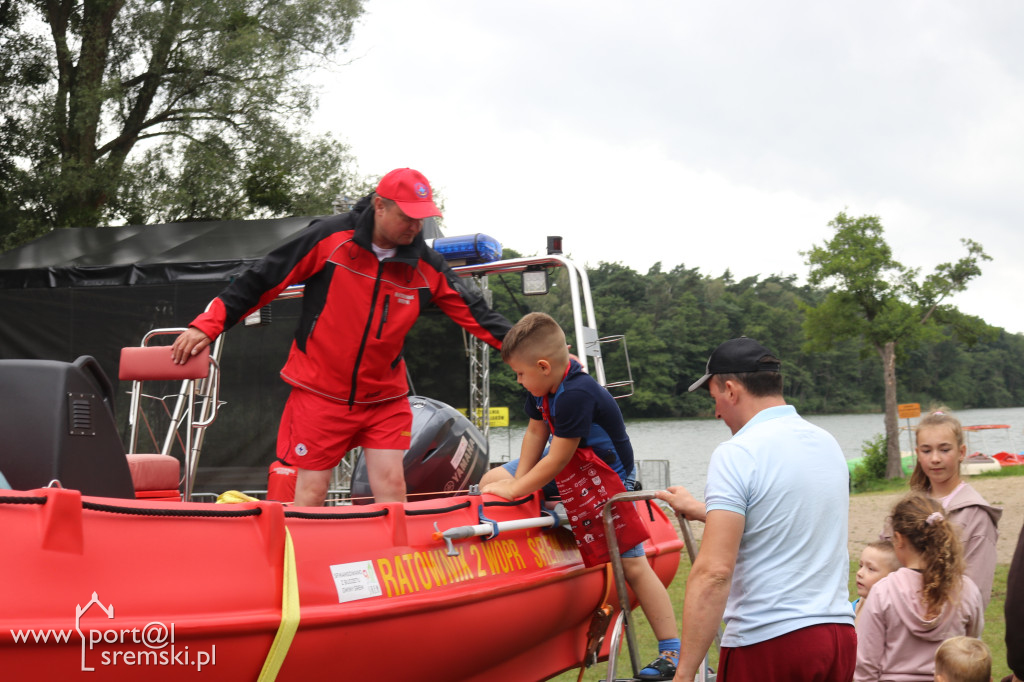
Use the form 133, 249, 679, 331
0, 486, 681, 681
0, 246, 684, 680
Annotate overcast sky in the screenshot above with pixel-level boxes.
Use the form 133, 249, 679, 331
311, 1, 1024, 334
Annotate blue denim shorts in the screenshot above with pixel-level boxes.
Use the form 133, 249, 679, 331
621, 542, 645, 558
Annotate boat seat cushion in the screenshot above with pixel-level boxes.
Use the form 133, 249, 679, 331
126, 454, 180, 492
119, 345, 210, 381
134, 489, 182, 501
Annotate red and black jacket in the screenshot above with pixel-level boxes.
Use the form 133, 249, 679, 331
189, 195, 510, 406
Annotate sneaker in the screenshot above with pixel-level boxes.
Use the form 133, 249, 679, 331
636, 650, 678, 681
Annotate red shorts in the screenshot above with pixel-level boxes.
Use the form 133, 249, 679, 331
718, 623, 856, 682
276, 389, 412, 471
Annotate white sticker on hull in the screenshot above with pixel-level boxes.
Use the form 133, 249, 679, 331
330, 560, 383, 603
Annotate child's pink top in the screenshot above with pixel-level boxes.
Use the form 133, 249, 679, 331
854, 567, 983, 681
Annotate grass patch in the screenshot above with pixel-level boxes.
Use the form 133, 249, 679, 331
977, 465, 1024, 479
984, 564, 1011, 681
550, 491, 1014, 681
851, 475, 917, 494
854, 458, 1024, 494
548, 550, 699, 682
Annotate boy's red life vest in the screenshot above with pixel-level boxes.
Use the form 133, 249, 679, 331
540, 371, 649, 568
553, 446, 650, 567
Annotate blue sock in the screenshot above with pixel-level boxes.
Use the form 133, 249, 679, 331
639, 640, 680, 677
658, 638, 680, 660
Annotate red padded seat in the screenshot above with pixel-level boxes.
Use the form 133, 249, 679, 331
126, 453, 180, 496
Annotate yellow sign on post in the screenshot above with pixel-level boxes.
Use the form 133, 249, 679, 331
457, 407, 510, 427
898, 403, 921, 419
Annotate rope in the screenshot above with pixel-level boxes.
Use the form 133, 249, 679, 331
257, 527, 300, 682
0, 496, 47, 505
216, 490, 260, 504
284, 508, 389, 520
405, 501, 471, 516
81, 500, 261, 518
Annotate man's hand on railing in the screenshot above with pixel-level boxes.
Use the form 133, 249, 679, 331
655, 485, 707, 523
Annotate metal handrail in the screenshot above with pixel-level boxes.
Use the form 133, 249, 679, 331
601, 490, 718, 682
129, 327, 222, 501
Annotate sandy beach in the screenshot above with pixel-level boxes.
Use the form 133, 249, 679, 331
846, 476, 1023, 563
680, 475, 1023, 563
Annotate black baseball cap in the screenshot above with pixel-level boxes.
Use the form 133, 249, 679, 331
688, 337, 781, 392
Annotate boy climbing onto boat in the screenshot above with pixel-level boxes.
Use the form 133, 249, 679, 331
482, 312, 680, 681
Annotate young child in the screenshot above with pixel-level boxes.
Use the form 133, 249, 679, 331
853, 540, 900, 625
934, 636, 992, 682
482, 312, 680, 681
855, 492, 984, 681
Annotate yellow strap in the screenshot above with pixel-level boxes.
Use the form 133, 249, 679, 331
257, 527, 301, 682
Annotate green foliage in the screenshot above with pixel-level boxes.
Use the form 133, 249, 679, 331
850, 433, 889, 492
467, 245, 1024, 422
802, 212, 994, 477
1, 0, 366, 247
802, 213, 993, 356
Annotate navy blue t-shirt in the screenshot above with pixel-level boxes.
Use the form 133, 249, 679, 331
524, 359, 635, 481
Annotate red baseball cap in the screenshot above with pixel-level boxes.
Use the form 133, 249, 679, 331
375, 168, 442, 220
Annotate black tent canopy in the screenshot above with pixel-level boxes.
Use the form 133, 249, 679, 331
0, 218, 323, 481
0, 216, 465, 489
0, 217, 317, 288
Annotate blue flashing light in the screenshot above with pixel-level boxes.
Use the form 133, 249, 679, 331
433, 234, 503, 264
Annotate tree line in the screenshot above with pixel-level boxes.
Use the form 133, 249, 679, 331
405, 251, 1023, 423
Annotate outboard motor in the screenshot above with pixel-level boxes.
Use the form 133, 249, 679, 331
350, 396, 489, 503
0, 356, 136, 498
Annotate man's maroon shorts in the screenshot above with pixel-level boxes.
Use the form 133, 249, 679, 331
276, 389, 412, 471
718, 623, 856, 682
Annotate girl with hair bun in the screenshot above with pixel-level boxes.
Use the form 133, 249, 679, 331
855, 492, 984, 681
909, 408, 1001, 608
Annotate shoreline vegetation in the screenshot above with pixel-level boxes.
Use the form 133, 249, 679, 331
553, 467, 1023, 682
402, 258, 1024, 422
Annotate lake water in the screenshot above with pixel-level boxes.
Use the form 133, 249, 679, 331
488, 406, 1024, 494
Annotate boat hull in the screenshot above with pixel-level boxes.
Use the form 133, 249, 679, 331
961, 454, 1003, 476
0, 487, 682, 681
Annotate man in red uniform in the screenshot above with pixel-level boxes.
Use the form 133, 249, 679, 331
171, 168, 510, 505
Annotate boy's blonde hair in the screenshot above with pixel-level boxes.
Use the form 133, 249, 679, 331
864, 540, 901, 573
934, 636, 991, 682
501, 312, 569, 366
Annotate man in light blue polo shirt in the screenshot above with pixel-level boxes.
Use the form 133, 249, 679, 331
657, 337, 855, 682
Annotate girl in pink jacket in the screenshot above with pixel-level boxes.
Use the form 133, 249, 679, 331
855, 492, 983, 681
909, 410, 1001, 608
